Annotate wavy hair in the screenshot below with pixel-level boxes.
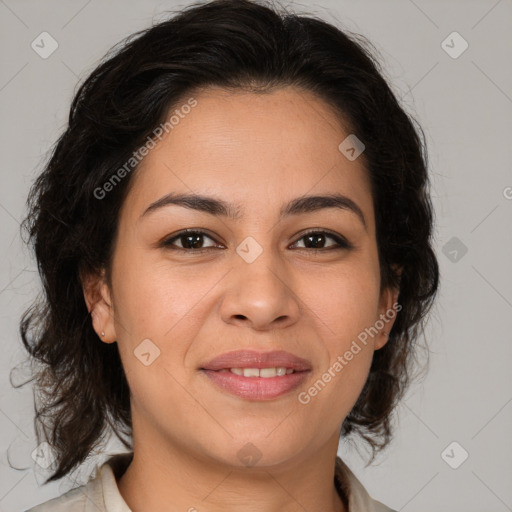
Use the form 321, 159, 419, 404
14, 0, 439, 483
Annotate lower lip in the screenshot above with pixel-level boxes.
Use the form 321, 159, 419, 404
201, 369, 310, 401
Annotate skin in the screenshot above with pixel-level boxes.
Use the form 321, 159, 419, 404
83, 86, 400, 512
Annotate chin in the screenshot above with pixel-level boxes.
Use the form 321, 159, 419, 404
199, 434, 306, 470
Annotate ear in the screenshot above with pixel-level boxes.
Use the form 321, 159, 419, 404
81, 268, 117, 344
374, 266, 402, 350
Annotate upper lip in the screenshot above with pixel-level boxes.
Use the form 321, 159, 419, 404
201, 350, 312, 371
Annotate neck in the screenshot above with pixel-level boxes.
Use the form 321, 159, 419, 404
117, 426, 346, 512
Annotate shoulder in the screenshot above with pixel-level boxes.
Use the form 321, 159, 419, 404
25, 452, 133, 512
334, 456, 397, 512
24, 482, 93, 512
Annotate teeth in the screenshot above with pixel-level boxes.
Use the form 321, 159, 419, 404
260, 368, 277, 378
229, 367, 294, 377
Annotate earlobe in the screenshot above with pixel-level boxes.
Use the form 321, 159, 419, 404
81, 270, 117, 344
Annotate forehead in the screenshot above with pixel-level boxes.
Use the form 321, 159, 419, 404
122, 86, 374, 228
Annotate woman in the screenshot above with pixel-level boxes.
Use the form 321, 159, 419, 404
19, 0, 439, 510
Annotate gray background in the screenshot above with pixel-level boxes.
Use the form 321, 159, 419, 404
1, 0, 511, 510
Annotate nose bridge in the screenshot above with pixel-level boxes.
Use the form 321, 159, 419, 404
220, 235, 300, 329
236, 235, 287, 296
238, 239, 282, 287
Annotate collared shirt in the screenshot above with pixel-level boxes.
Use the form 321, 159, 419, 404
26, 452, 396, 512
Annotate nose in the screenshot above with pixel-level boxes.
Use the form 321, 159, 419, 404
219, 246, 301, 331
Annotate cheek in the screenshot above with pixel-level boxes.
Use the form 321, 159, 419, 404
300, 260, 380, 398
303, 259, 381, 342
298, 279, 377, 427
110, 252, 225, 394
111, 250, 206, 341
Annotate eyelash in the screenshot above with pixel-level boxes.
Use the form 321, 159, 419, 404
160, 228, 353, 253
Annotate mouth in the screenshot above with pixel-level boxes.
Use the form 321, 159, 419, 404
200, 350, 311, 401
218, 367, 296, 377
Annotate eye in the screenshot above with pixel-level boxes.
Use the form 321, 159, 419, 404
160, 229, 352, 253
160, 229, 223, 252
290, 230, 352, 251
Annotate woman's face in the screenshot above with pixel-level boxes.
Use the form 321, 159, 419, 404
88, 86, 399, 468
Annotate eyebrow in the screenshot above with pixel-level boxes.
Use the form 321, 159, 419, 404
141, 192, 367, 230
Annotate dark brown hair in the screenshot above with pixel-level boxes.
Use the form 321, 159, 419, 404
14, 0, 439, 483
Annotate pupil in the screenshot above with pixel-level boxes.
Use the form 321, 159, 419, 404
306, 233, 324, 248
184, 234, 202, 249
